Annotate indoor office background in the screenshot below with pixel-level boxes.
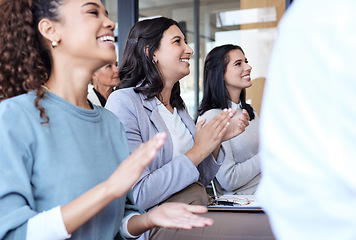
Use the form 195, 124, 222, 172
103, 0, 293, 119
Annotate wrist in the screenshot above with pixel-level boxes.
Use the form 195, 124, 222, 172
185, 146, 205, 166
101, 179, 122, 200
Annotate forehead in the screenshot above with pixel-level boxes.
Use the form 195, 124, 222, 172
228, 49, 245, 61
61, 0, 105, 12
161, 25, 184, 40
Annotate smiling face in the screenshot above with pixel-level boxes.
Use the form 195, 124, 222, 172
224, 49, 252, 98
53, 0, 116, 69
153, 25, 193, 86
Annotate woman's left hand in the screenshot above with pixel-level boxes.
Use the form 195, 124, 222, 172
222, 109, 250, 142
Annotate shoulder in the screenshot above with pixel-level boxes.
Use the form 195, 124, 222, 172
108, 88, 141, 105
111, 87, 137, 98
0, 93, 39, 120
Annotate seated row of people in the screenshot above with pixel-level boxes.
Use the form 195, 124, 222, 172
104, 17, 264, 239
0, 0, 267, 239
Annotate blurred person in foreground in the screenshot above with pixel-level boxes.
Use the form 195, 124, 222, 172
257, 0, 356, 239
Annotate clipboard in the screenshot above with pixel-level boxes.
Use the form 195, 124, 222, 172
207, 195, 263, 212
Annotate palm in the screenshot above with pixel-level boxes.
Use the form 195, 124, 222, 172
149, 203, 214, 229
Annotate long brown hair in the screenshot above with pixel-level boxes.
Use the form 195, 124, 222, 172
0, 0, 63, 123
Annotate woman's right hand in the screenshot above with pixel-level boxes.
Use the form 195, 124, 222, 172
186, 109, 236, 165
106, 132, 167, 198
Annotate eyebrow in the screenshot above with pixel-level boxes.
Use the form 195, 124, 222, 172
82, 2, 109, 16
82, 2, 100, 8
233, 58, 247, 64
171, 36, 181, 40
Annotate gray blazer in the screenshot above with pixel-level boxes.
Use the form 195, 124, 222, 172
106, 87, 224, 210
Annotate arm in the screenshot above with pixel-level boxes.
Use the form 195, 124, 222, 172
216, 114, 261, 192
127, 203, 213, 236
0, 100, 166, 238
216, 141, 261, 192
61, 132, 166, 234
195, 109, 250, 187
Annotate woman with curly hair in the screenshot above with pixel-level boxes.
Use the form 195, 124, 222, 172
0, 1, 214, 239
198, 44, 261, 196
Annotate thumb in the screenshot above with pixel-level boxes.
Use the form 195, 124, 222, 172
185, 204, 208, 214
196, 118, 206, 131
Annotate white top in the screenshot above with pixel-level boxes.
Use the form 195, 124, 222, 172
87, 84, 102, 106
257, 0, 356, 239
197, 101, 261, 195
26, 208, 137, 239
27, 206, 71, 240
157, 99, 194, 158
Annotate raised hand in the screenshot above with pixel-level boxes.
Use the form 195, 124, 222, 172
222, 109, 250, 142
106, 132, 167, 198
186, 109, 236, 165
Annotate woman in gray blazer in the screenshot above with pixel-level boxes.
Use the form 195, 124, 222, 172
106, 17, 274, 240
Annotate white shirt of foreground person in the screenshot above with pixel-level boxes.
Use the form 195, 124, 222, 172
257, 0, 356, 239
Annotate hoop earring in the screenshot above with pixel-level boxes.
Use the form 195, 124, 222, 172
52, 41, 58, 48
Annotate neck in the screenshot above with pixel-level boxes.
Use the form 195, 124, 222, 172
95, 84, 113, 101
160, 87, 172, 105
45, 67, 93, 109
228, 88, 242, 105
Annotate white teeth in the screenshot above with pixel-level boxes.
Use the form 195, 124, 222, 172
242, 75, 250, 79
98, 35, 115, 42
180, 59, 189, 63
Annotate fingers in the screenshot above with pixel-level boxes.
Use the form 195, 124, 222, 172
185, 205, 208, 214
146, 132, 167, 152
135, 132, 167, 162
208, 108, 234, 132
238, 109, 250, 129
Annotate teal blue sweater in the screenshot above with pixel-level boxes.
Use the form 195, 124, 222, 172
0, 91, 143, 239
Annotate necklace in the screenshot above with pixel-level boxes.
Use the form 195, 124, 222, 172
41, 85, 92, 110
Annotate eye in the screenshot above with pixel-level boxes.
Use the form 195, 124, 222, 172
88, 10, 99, 16
235, 62, 242, 66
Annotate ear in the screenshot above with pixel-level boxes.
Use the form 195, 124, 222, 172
144, 45, 150, 57
92, 72, 97, 80
38, 18, 61, 46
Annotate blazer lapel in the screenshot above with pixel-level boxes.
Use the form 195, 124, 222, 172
139, 93, 169, 134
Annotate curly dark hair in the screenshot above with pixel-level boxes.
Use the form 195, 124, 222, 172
198, 44, 255, 120
118, 17, 185, 110
0, 0, 63, 123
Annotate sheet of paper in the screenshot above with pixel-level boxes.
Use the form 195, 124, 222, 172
208, 194, 263, 211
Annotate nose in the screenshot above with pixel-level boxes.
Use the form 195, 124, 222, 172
104, 16, 115, 31
185, 43, 194, 56
113, 64, 119, 73
245, 63, 252, 72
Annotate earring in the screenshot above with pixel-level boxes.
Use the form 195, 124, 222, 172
152, 58, 158, 64
51, 41, 58, 48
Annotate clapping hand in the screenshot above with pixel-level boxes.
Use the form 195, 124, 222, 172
106, 132, 167, 198
222, 109, 249, 142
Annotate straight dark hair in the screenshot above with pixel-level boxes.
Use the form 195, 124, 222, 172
117, 17, 185, 110
198, 44, 255, 120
